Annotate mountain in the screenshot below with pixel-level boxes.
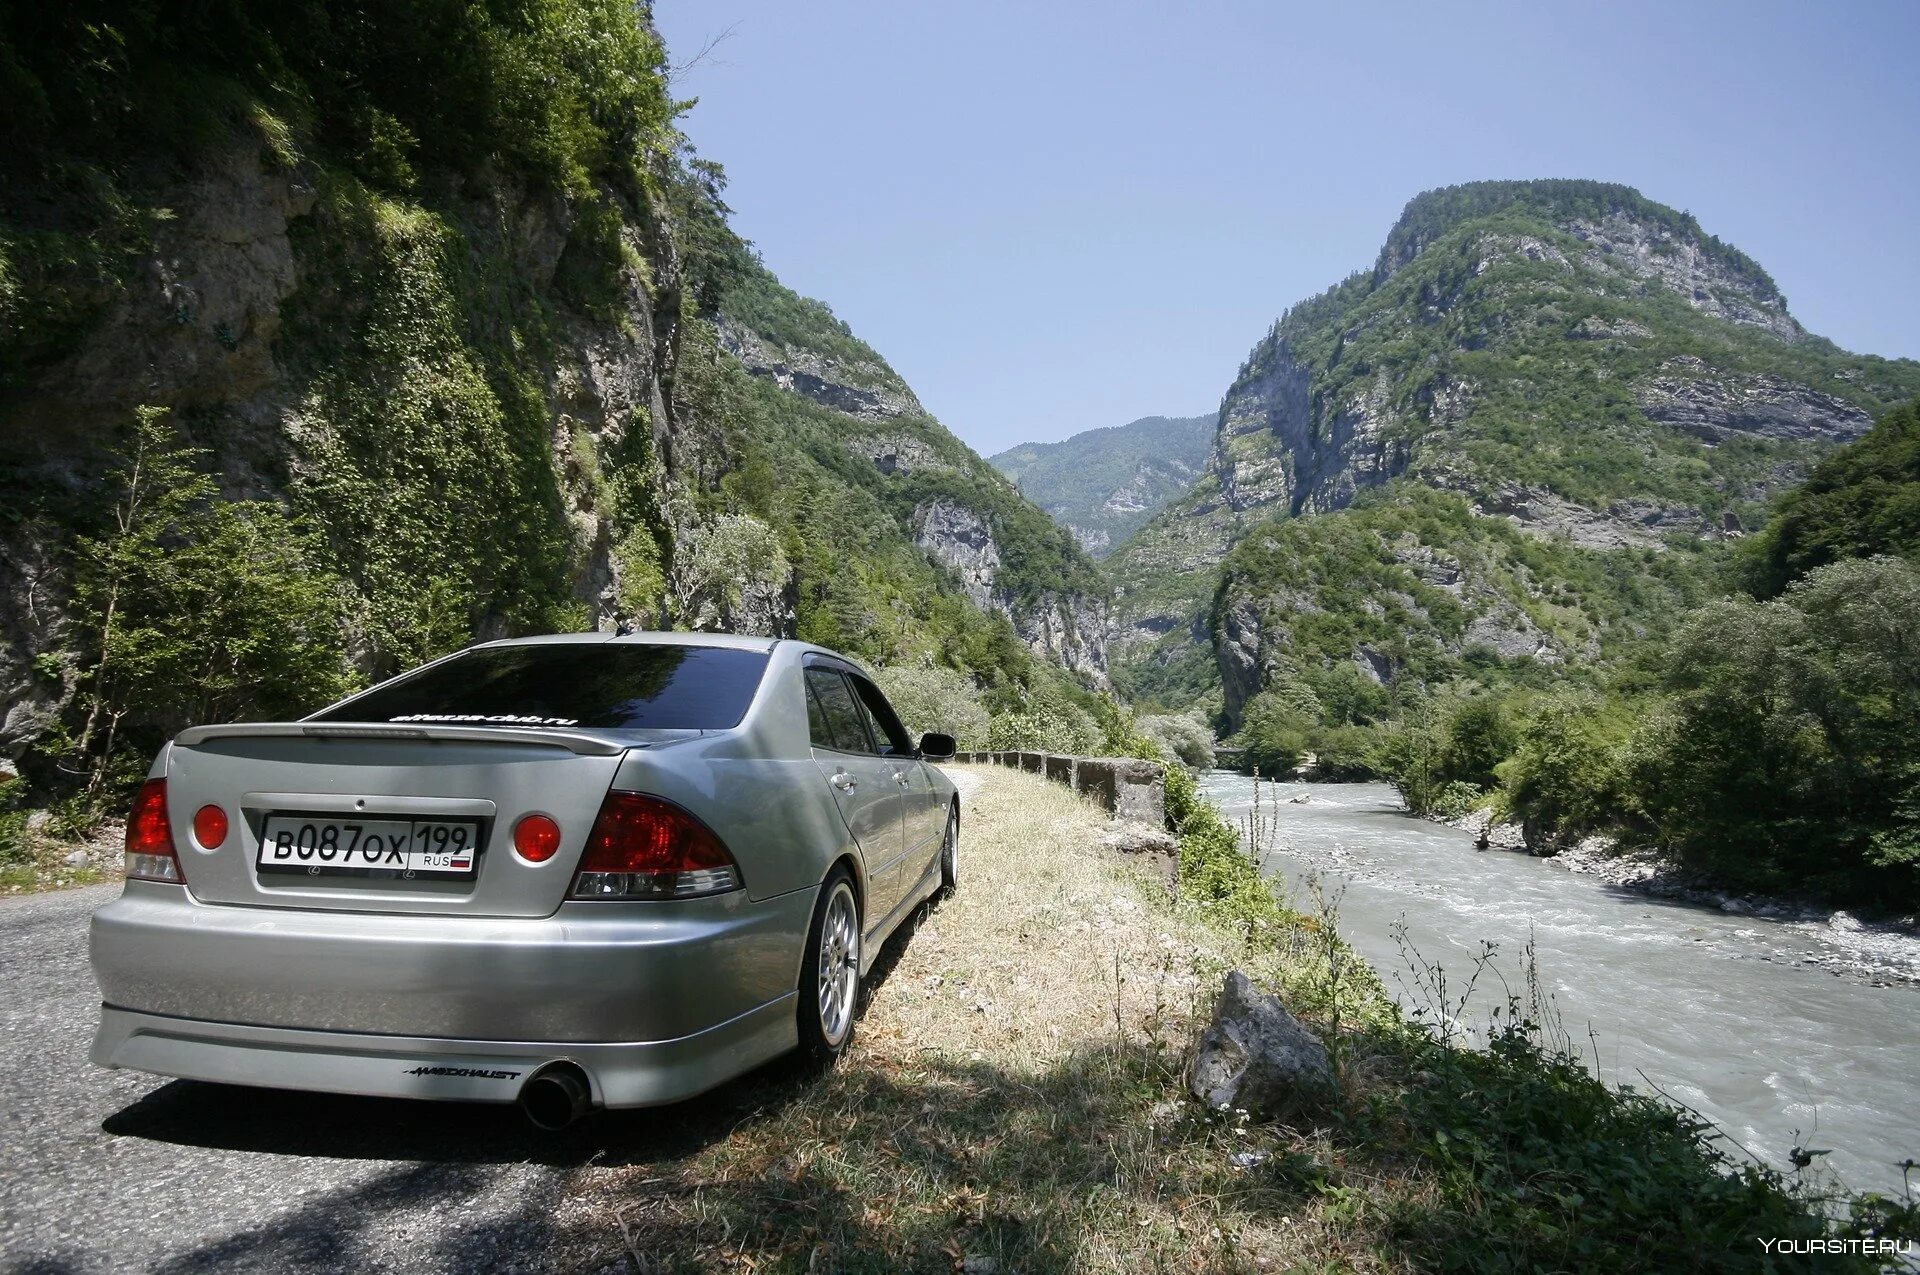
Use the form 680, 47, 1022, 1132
0, 4, 1106, 791
1108, 179, 1920, 722
989, 414, 1213, 557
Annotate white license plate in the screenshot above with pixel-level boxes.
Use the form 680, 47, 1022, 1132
257, 815, 482, 877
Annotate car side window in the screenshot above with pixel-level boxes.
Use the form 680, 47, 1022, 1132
849, 675, 914, 756
804, 668, 872, 753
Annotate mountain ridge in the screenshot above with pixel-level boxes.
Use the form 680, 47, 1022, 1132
989, 413, 1213, 557
1105, 178, 1920, 717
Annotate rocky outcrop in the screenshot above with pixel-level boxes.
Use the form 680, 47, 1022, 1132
1189, 971, 1334, 1117
914, 499, 1001, 609
1214, 597, 1273, 727
714, 316, 920, 422
1009, 589, 1110, 683
913, 499, 1110, 682
845, 431, 952, 476
1636, 358, 1873, 445
1473, 484, 1710, 550
1566, 214, 1799, 339
1214, 336, 1439, 519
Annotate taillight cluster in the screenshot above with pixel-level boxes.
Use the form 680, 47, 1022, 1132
570, 792, 740, 900
124, 778, 185, 883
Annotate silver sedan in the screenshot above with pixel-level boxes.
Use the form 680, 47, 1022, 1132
89, 633, 960, 1128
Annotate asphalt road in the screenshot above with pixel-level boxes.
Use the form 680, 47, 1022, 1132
0, 884, 810, 1274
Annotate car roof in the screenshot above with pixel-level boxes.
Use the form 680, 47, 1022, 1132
477, 631, 782, 653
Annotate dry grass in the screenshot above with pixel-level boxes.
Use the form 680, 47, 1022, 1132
554, 765, 1406, 1274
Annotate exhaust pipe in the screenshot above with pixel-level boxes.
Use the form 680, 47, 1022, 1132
519, 1062, 592, 1131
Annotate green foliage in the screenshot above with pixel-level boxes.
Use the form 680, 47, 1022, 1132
0, 0, 674, 393
1745, 398, 1920, 597
983, 683, 1102, 755
872, 665, 991, 749
1635, 557, 1920, 901
721, 263, 905, 392
1165, 765, 1293, 947
58, 409, 352, 798
1379, 1021, 1863, 1270
1235, 685, 1318, 775
1137, 710, 1216, 768
1378, 179, 1784, 302
1493, 691, 1641, 848
286, 184, 585, 672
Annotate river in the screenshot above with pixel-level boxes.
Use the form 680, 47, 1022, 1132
1201, 773, 1920, 1197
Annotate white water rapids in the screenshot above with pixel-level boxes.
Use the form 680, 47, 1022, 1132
1202, 773, 1920, 1197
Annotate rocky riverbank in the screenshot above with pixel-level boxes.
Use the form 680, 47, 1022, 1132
1443, 807, 1920, 988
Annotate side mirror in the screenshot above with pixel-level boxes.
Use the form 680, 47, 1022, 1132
918, 732, 957, 761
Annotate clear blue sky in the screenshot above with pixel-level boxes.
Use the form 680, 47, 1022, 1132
655, 0, 1920, 457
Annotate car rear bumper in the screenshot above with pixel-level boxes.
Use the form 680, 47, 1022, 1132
89, 879, 815, 1101
91, 994, 798, 1108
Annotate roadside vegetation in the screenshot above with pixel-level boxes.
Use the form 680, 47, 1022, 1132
557, 765, 1912, 1271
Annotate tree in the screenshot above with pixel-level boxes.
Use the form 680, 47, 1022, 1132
62, 408, 352, 797
1744, 399, 1920, 597
1638, 557, 1920, 900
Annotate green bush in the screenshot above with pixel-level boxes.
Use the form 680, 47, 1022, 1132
1493, 691, 1641, 851
1636, 557, 1920, 902
873, 665, 991, 749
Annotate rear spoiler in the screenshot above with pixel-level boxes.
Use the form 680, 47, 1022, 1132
173, 722, 633, 757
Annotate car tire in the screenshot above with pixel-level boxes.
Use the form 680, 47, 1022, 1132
939, 804, 959, 895
798, 866, 861, 1064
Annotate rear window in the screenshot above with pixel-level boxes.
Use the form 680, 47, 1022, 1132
313, 644, 770, 732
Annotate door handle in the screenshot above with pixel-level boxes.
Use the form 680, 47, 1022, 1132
831, 770, 857, 792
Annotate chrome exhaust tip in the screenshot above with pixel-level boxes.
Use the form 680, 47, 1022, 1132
519, 1062, 592, 1131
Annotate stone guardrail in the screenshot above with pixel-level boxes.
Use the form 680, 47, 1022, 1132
948, 751, 1166, 827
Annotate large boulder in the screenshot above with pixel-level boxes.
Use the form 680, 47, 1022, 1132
1189, 971, 1334, 1117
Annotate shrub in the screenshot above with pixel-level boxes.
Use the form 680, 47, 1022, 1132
872, 665, 990, 749
1492, 691, 1639, 851
1138, 711, 1216, 768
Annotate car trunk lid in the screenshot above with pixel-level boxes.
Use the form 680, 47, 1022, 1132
164, 724, 661, 918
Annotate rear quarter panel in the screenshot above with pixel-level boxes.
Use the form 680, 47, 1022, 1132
624, 644, 856, 906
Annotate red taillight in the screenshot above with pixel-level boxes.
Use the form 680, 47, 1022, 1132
125, 778, 184, 883
513, 814, 562, 863
570, 792, 740, 899
193, 804, 229, 849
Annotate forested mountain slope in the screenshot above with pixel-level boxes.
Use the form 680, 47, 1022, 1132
1109, 180, 1920, 721
989, 413, 1213, 556
0, 2, 1105, 800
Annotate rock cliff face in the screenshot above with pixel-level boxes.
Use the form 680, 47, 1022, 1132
716, 292, 1111, 681
1635, 357, 1872, 444
715, 315, 922, 423
1, 140, 688, 755
1106, 180, 1920, 711
913, 498, 1110, 681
